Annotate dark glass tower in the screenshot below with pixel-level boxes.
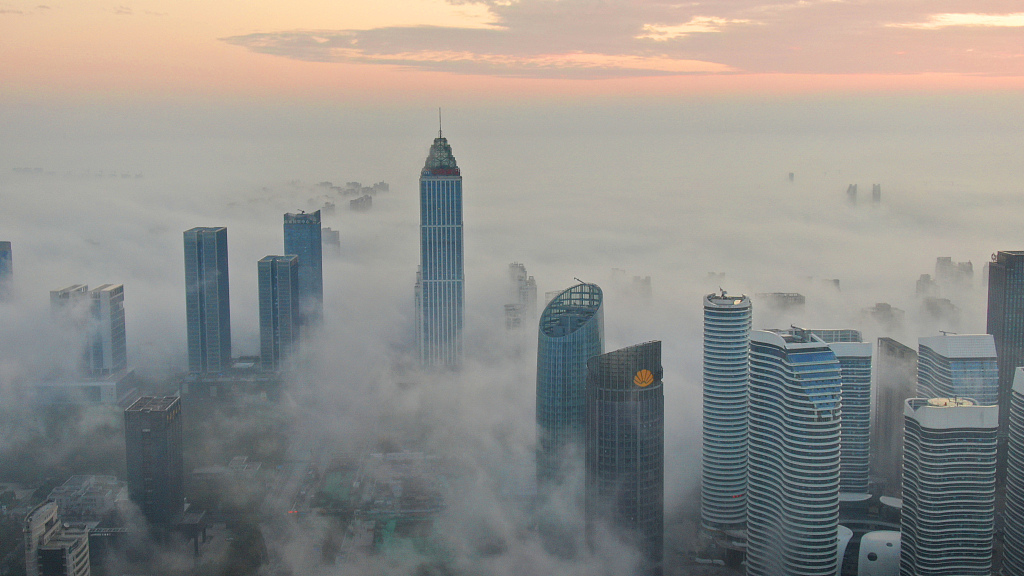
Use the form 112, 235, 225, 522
124, 396, 184, 526
283, 210, 323, 325
585, 341, 663, 573
536, 283, 604, 485
184, 227, 231, 374
0, 241, 11, 299
415, 130, 464, 367
987, 251, 1024, 452
258, 255, 300, 371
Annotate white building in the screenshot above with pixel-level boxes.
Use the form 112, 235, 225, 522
747, 328, 842, 576
900, 397, 997, 576
1003, 368, 1024, 576
24, 502, 90, 576
917, 334, 998, 406
700, 292, 750, 536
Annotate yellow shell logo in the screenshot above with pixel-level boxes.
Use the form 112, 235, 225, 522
634, 369, 654, 387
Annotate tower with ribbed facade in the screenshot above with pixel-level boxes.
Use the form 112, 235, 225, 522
747, 328, 842, 576
415, 128, 464, 368
918, 334, 998, 406
700, 292, 750, 537
1004, 368, 1024, 576
900, 397, 997, 576
536, 282, 604, 485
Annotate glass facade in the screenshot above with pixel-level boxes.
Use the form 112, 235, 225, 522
987, 251, 1024, 448
822, 339, 873, 494
283, 210, 323, 325
700, 293, 750, 533
88, 284, 127, 376
416, 135, 464, 368
918, 334, 998, 406
536, 282, 604, 485
585, 341, 663, 573
1005, 369, 1024, 576
258, 255, 299, 372
747, 329, 842, 576
184, 227, 231, 374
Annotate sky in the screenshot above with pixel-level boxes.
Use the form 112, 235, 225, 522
2, 0, 1024, 102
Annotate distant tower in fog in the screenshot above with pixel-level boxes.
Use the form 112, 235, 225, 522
283, 210, 323, 325
700, 292, 750, 535
415, 128, 464, 368
87, 285, 127, 376
184, 227, 231, 374
124, 396, 184, 526
258, 256, 300, 372
873, 337, 918, 497
536, 283, 603, 485
0, 241, 11, 299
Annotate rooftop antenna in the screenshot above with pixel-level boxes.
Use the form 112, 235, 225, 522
438, 107, 443, 138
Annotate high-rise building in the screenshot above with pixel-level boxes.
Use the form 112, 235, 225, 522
24, 502, 90, 576
536, 283, 604, 485
747, 328, 842, 576
917, 334, 998, 406
0, 241, 11, 299
987, 251, 1024, 458
415, 130, 464, 368
700, 292, 750, 535
258, 255, 299, 372
808, 329, 872, 495
283, 210, 323, 324
50, 285, 90, 375
900, 397, 997, 576
184, 227, 231, 374
873, 337, 918, 496
508, 262, 538, 318
124, 396, 184, 526
1005, 368, 1024, 576
87, 285, 127, 376
585, 341, 663, 573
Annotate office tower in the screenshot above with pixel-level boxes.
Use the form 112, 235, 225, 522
917, 334, 998, 406
51, 285, 89, 311
1005, 368, 1024, 576
508, 262, 538, 318
585, 341, 663, 573
124, 396, 184, 526
50, 285, 90, 374
536, 282, 604, 484
871, 183, 881, 203
809, 329, 872, 495
258, 255, 299, 371
988, 251, 1024, 457
24, 502, 90, 576
747, 328, 842, 576
84, 285, 127, 376
873, 338, 918, 497
283, 210, 323, 324
900, 398, 997, 576
184, 227, 231, 374
0, 241, 11, 299
415, 130, 464, 367
700, 292, 750, 535
321, 227, 341, 257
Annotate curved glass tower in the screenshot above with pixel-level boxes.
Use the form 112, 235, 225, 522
1005, 368, 1024, 576
536, 282, 603, 484
700, 292, 750, 534
415, 131, 464, 368
747, 329, 842, 576
585, 341, 664, 572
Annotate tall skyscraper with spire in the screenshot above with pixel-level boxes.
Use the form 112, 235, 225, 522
415, 125, 464, 367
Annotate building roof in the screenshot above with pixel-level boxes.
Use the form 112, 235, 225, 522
904, 397, 999, 429
918, 334, 996, 359
422, 136, 460, 176
126, 395, 179, 412
828, 341, 873, 358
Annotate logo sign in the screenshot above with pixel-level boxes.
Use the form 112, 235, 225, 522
634, 369, 654, 387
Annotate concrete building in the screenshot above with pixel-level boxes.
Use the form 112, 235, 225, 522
700, 292, 750, 537
257, 255, 300, 372
283, 210, 323, 324
536, 282, 603, 485
24, 502, 90, 576
124, 396, 184, 526
47, 475, 127, 520
872, 338, 918, 497
747, 328, 842, 576
917, 334, 998, 406
585, 341, 664, 574
1004, 368, 1024, 576
184, 227, 231, 374
415, 130, 464, 368
900, 398, 997, 576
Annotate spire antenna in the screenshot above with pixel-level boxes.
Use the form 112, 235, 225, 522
438, 107, 443, 138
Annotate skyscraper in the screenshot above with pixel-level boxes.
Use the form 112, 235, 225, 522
873, 337, 918, 496
918, 334, 998, 406
124, 396, 184, 526
184, 227, 231, 374
585, 341, 663, 573
700, 292, 750, 535
536, 282, 604, 485
415, 130, 464, 367
987, 251, 1024, 455
87, 284, 127, 376
258, 255, 299, 371
900, 397, 997, 576
1005, 368, 1024, 576
747, 328, 842, 576
0, 241, 11, 299
283, 210, 323, 324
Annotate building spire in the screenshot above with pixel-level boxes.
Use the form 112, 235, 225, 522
438, 107, 443, 138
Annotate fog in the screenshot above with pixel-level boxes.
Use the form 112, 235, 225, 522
1, 93, 1022, 574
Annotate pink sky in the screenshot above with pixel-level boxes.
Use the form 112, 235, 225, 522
3, 0, 1024, 102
